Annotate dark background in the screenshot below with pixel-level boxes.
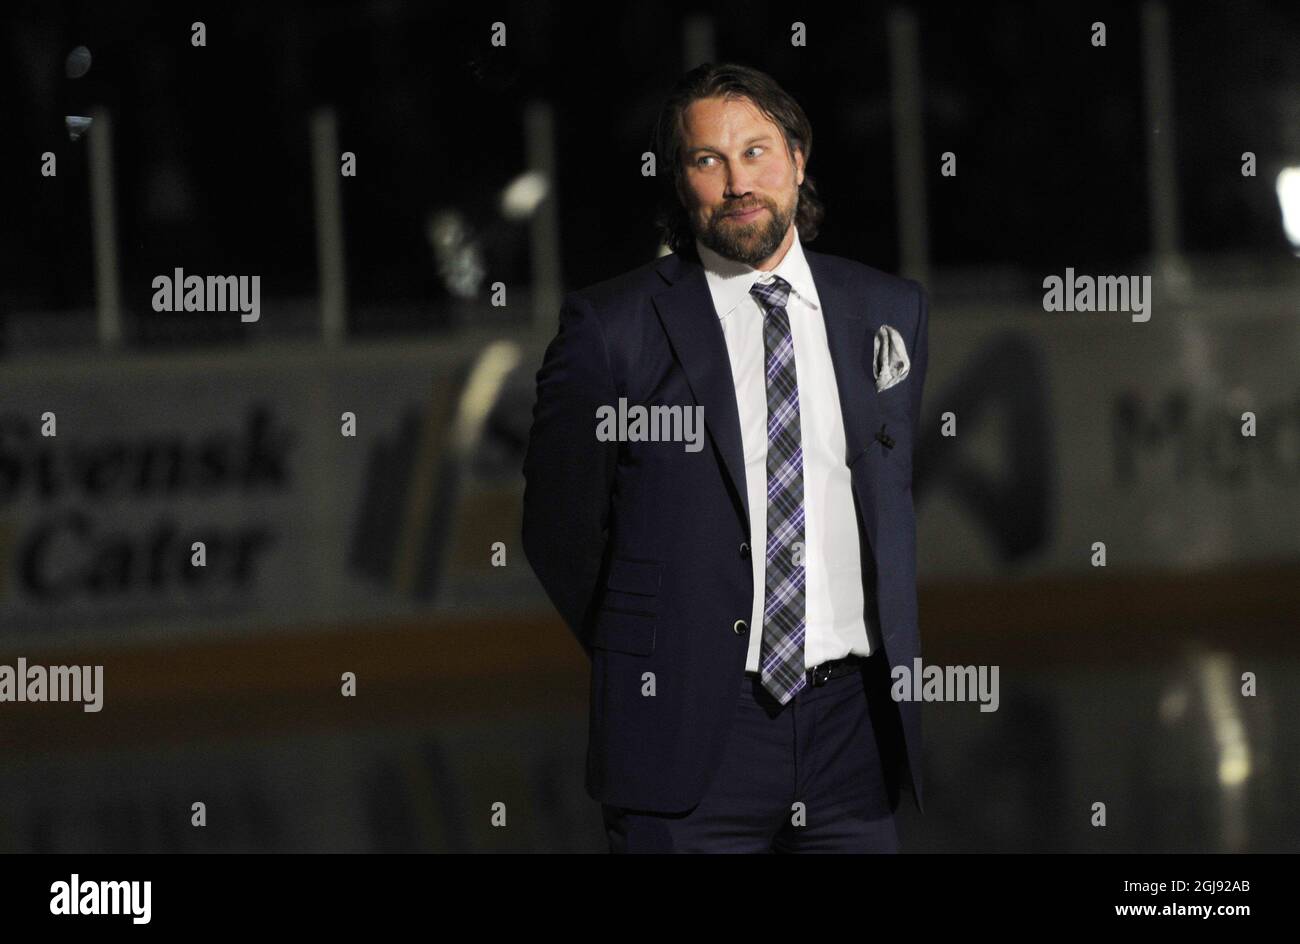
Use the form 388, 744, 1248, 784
1, 1, 1297, 854
5, 1, 1296, 330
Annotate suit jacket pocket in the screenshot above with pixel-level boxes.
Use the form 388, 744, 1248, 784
594, 557, 662, 653
592, 607, 657, 655
601, 557, 663, 615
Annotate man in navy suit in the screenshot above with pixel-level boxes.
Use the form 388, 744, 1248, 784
522, 63, 929, 852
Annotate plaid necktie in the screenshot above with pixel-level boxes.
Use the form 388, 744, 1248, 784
750, 274, 807, 705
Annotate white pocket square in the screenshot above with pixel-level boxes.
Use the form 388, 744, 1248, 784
872, 324, 911, 392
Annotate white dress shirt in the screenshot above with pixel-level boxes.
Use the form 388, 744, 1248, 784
695, 231, 878, 673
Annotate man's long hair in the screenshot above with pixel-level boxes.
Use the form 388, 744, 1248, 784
651, 62, 825, 256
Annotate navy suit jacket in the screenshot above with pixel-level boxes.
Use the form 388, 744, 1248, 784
521, 243, 929, 815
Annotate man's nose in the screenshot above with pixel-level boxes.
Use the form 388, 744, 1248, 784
724, 168, 756, 198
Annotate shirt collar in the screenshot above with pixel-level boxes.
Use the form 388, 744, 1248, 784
695, 228, 819, 320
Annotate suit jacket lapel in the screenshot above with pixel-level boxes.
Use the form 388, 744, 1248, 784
652, 251, 752, 535
650, 248, 883, 549
805, 250, 879, 468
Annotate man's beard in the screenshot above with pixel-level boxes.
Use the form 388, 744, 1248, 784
696, 192, 797, 266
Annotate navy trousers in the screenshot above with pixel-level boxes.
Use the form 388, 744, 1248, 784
602, 651, 902, 853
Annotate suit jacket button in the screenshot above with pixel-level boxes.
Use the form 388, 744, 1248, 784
733, 619, 748, 635
739, 542, 750, 559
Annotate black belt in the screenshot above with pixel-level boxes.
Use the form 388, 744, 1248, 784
807, 654, 867, 686
748, 654, 867, 688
